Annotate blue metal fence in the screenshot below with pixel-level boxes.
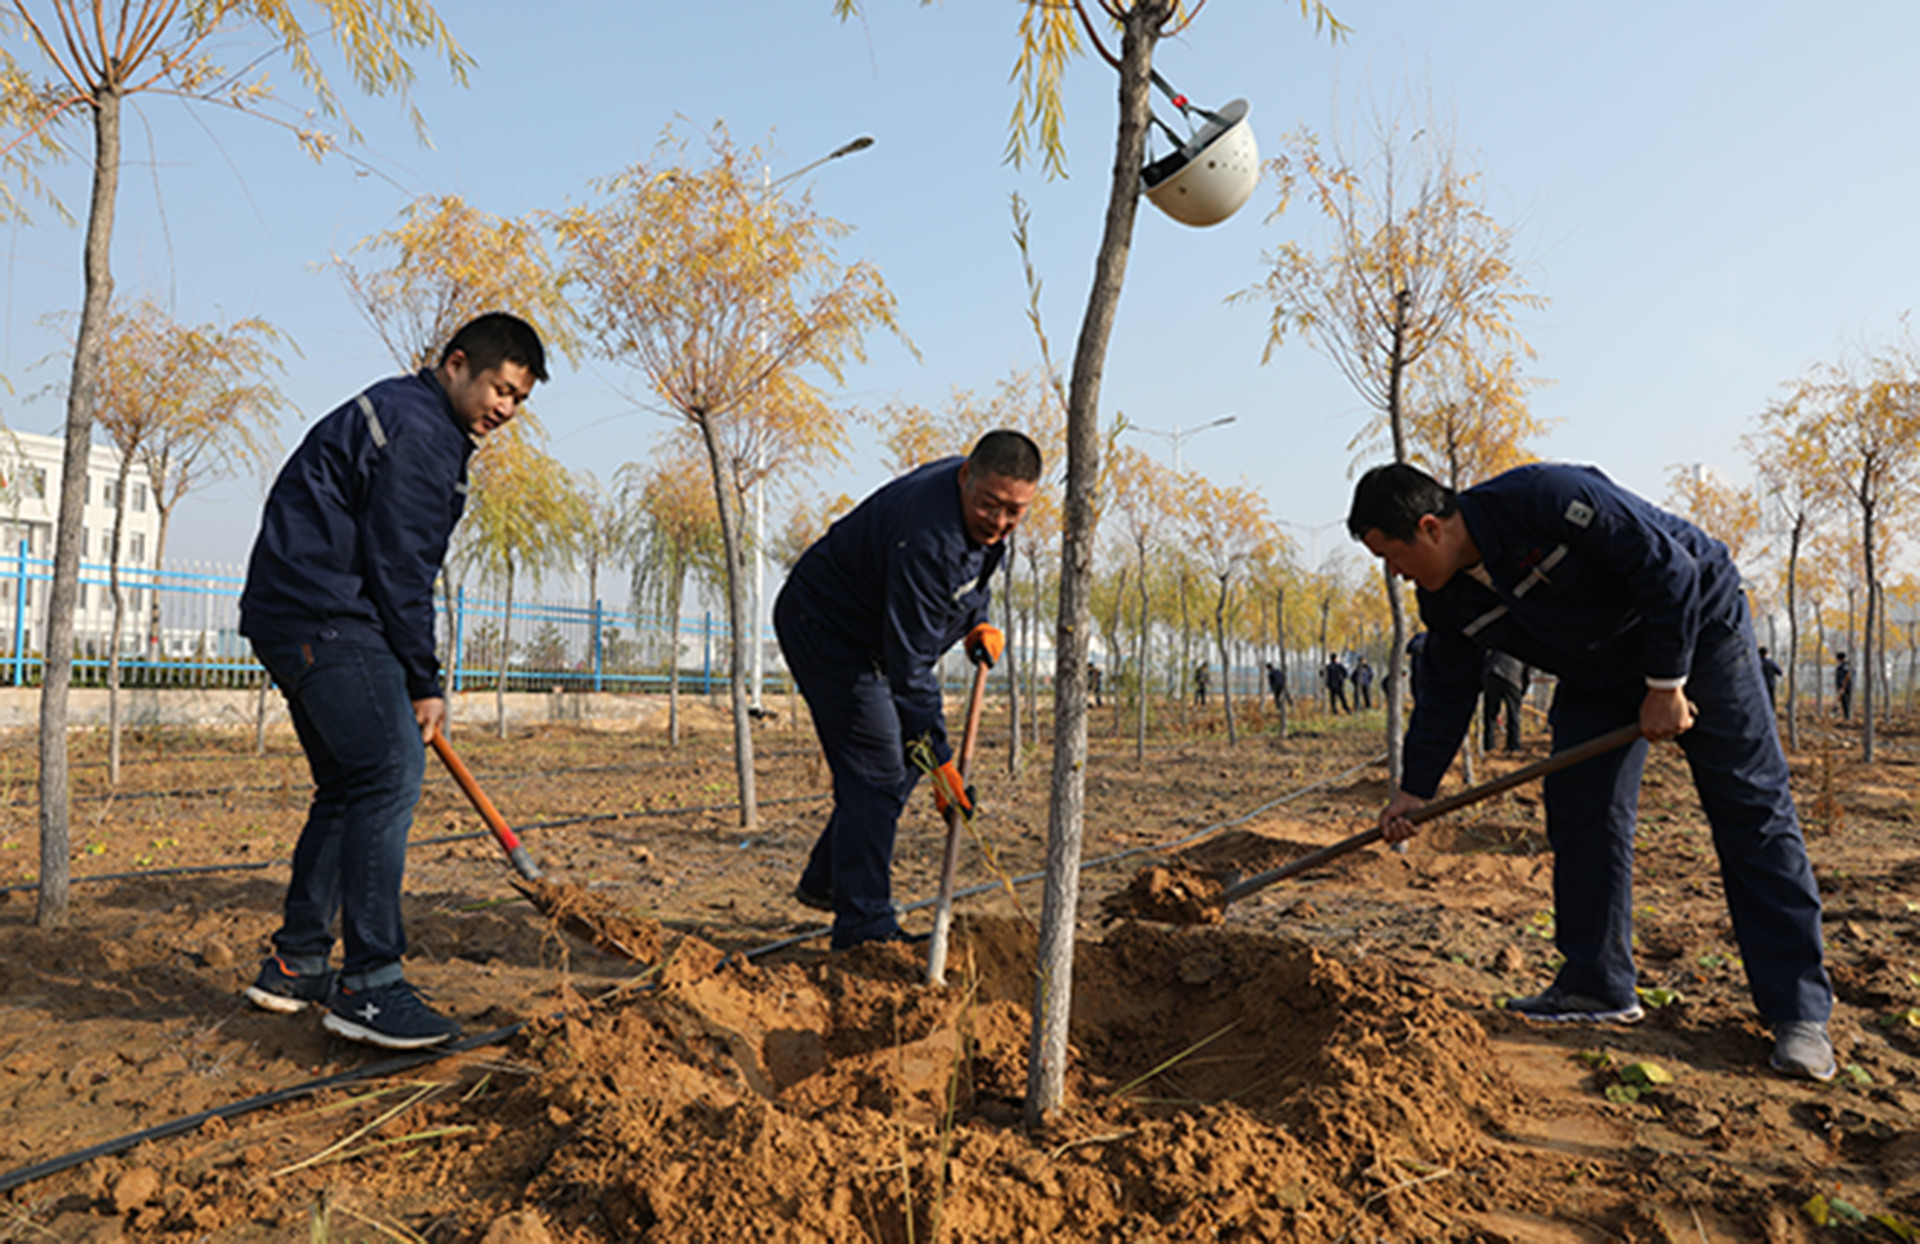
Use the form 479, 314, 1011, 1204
2, 540, 786, 695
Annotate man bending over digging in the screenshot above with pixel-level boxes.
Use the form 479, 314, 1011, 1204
238, 313, 546, 1049
776, 430, 1039, 950
1347, 461, 1835, 1081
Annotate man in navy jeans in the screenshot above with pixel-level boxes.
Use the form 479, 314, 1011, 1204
239, 314, 545, 1048
1348, 461, 1835, 1081
776, 430, 1039, 950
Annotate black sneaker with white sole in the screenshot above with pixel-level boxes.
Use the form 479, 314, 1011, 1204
1504, 985, 1645, 1025
324, 979, 461, 1049
244, 955, 334, 1014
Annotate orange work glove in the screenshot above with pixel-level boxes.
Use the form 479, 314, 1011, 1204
930, 759, 975, 818
965, 623, 1004, 668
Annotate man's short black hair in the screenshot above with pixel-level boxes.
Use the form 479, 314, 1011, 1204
968, 429, 1043, 483
441, 312, 549, 384
1347, 462, 1458, 542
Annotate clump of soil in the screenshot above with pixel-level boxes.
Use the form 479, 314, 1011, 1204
1099, 862, 1227, 925
512, 876, 666, 963
285, 914, 1509, 1243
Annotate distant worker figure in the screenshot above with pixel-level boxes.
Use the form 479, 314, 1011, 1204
1088, 660, 1104, 708
239, 312, 548, 1049
1352, 655, 1375, 710
1265, 661, 1288, 711
1349, 461, 1834, 1082
1834, 651, 1853, 721
1482, 650, 1528, 753
1193, 661, 1210, 706
776, 430, 1039, 950
1323, 654, 1350, 714
1758, 646, 1783, 708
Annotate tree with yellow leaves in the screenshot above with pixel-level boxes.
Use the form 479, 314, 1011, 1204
622, 453, 724, 748
1102, 443, 1172, 763
556, 122, 903, 829
1, 0, 469, 926
334, 193, 577, 372
1242, 101, 1544, 786
1747, 400, 1837, 749
1665, 463, 1763, 573
1771, 344, 1920, 761
88, 298, 287, 783
1181, 474, 1281, 745
1406, 348, 1551, 488
456, 421, 586, 739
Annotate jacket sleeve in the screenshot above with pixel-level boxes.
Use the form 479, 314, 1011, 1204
1399, 616, 1483, 798
881, 533, 962, 767
358, 402, 458, 700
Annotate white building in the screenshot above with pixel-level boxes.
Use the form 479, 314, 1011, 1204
0, 427, 161, 656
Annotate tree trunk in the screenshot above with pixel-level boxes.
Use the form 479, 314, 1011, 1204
1275, 585, 1290, 742
1862, 490, 1877, 764
39, 87, 122, 929
1214, 575, 1236, 745
695, 412, 758, 828
1134, 553, 1150, 766
667, 564, 685, 747
1004, 549, 1021, 777
107, 462, 133, 786
1785, 518, 1802, 751
496, 561, 515, 739
1026, 1, 1161, 1126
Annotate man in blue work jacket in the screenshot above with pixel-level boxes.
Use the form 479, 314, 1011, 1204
239, 313, 546, 1049
1348, 461, 1835, 1081
776, 430, 1041, 950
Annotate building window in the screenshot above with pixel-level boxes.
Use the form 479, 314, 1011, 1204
131, 532, 146, 562
133, 483, 147, 512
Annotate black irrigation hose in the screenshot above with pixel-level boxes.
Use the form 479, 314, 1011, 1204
0, 753, 1387, 1198
0, 1022, 528, 1196
0, 792, 832, 897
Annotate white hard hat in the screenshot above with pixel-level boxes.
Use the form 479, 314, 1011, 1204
1141, 98, 1258, 228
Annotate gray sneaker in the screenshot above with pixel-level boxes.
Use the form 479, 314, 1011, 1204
1770, 1021, 1836, 1082
1505, 986, 1645, 1025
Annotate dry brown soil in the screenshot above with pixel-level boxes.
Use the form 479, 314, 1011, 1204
2, 696, 1919, 1242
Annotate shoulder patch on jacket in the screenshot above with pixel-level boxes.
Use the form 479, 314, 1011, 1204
1564, 498, 1594, 528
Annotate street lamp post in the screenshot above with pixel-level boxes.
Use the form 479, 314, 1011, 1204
749, 135, 875, 712
1125, 413, 1237, 474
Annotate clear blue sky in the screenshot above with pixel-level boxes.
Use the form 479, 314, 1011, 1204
5, 2, 1916, 586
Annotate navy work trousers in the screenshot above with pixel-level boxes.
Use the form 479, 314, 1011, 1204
1542, 615, 1832, 1025
253, 635, 424, 991
775, 588, 916, 949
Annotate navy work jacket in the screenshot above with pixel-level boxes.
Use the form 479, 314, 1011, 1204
783, 458, 1002, 763
1403, 463, 1744, 797
240, 369, 474, 701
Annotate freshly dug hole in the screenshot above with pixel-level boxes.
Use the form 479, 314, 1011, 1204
436, 915, 1512, 1242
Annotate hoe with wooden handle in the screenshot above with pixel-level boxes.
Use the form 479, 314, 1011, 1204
1107, 722, 1646, 925
926, 661, 990, 986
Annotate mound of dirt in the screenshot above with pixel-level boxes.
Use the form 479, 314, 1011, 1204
162, 915, 1507, 1242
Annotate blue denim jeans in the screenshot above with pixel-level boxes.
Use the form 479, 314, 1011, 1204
253, 635, 425, 990
775, 588, 917, 949
1543, 614, 1832, 1025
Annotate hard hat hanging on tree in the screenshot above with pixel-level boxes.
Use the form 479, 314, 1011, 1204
1140, 70, 1257, 228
